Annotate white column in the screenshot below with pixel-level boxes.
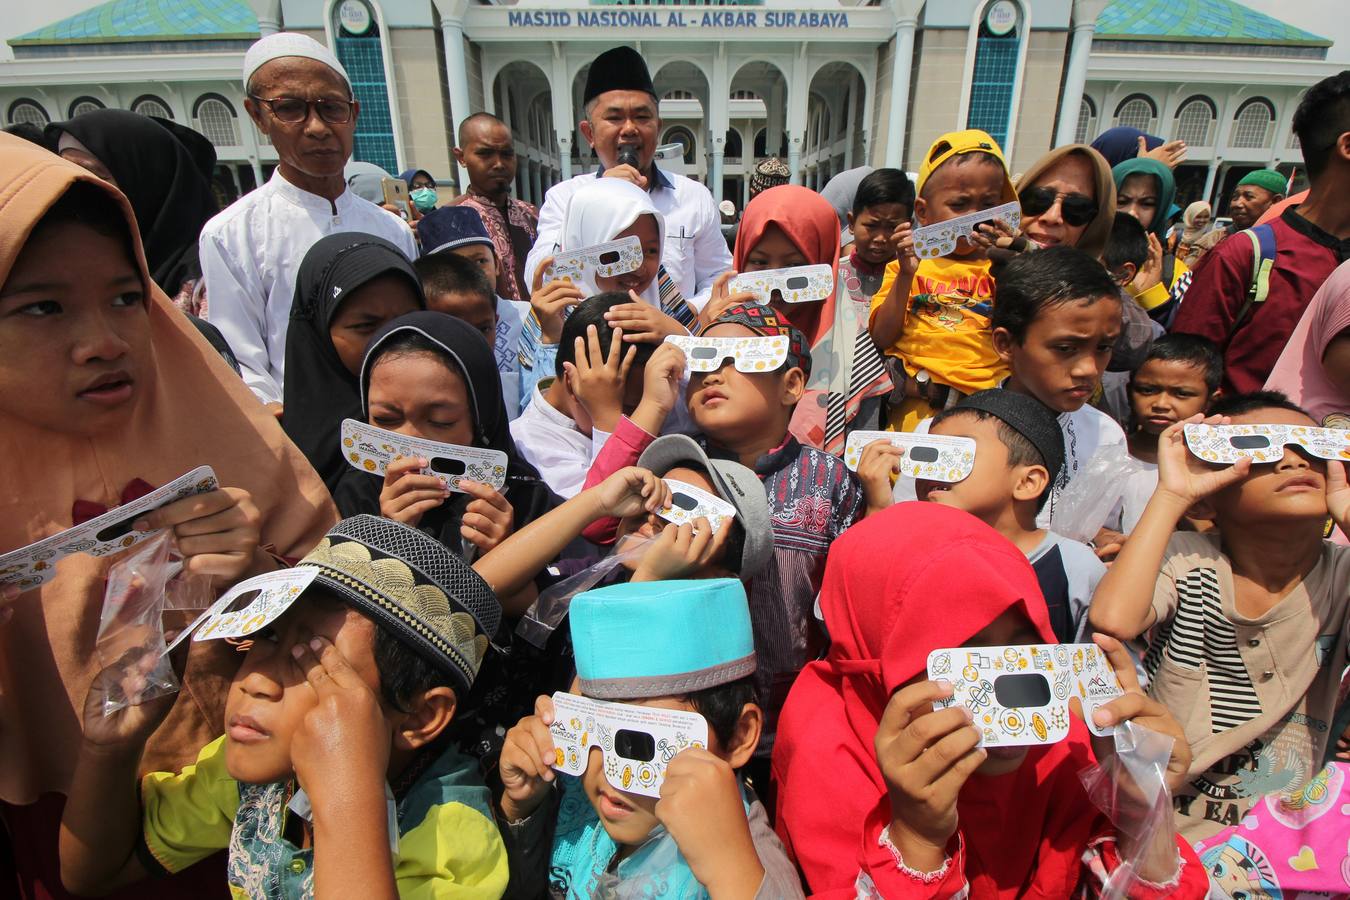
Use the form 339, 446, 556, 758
433, 0, 473, 190
786, 47, 810, 183
709, 45, 729, 205
550, 43, 574, 181
1054, 0, 1109, 148
1202, 161, 1220, 206
883, 12, 918, 169
250, 0, 281, 35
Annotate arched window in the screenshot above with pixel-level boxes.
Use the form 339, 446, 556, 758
753, 128, 768, 158
7, 99, 49, 127
193, 95, 240, 146
662, 89, 694, 100
724, 128, 742, 159
1073, 97, 1096, 144
1113, 94, 1156, 132
68, 96, 105, 118
965, 0, 1023, 147
1173, 96, 1216, 146
730, 89, 760, 101
132, 95, 173, 120
1231, 98, 1275, 149
332, 0, 397, 172
662, 126, 696, 165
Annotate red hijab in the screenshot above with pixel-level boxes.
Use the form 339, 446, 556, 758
773, 503, 1116, 898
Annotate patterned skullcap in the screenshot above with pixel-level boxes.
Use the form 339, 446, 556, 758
701, 302, 812, 380
749, 157, 792, 198
298, 515, 501, 695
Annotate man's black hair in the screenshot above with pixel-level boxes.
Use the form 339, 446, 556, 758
1134, 333, 1224, 395
990, 246, 1121, 343
555, 292, 658, 379
930, 406, 1053, 513
685, 676, 756, 749
1293, 70, 1350, 181
372, 624, 456, 713
1207, 390, 1311, 420
1103, 212, 1149, 274
457, 111, 510, 147
414, 252, 494, 305
852, 167, 916, 216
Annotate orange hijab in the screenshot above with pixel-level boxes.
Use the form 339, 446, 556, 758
733, 185, 891, 452
0, 135, 336, 803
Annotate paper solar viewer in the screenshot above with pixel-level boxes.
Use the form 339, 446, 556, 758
0, 466, 219, 593
544, 234, 644, 283
911, 199, 1021, 259
665, 334, 789, 374
548, 691, 709, 798
927, 643, 1124, 746
340, 419, 507, 493
160, 568, 321, 657
728, 263, 834, 305
843, 431, 976, 483
1183, 422, 1350, 465
658, 479, 737, 533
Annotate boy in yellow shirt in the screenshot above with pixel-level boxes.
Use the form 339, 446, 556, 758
869, 129, 1017, 431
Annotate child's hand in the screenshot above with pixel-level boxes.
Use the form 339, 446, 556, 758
875, 679, 981, 871
80, 644, 177, 749
594, 467, 671, 519
1085, 634, 1192, 795
630, 520, 732, 582
1325, 460, 1350, 534
499, 694, 559, 822
639, 341, 687, 421
656, 748, 764, 897
1131, 233, 1165, 294
379, 456, 449, 527
971, 219, 1030, 266
1092, 526, 1127, 562
137, 487, 261, 580
1140, 137, 1187, 168
857, 440, 903, 514
289, 633, 391, 810
529, 261, 586, 345
459, 480, 514, 554
891, 222, 919, 280
564, 324, 635, 434
605, 293, 688, 343
1154, 415, 1250, 508
697, 271, 758, 332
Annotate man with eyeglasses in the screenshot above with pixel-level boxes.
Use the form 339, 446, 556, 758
522, 45, 732, 313
1175, 70, 1350, 395
199, 32, 417, 409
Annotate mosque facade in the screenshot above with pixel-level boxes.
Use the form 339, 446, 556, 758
1, 0, 1338, 214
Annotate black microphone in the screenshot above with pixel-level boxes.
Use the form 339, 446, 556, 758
617, 145, 640, 171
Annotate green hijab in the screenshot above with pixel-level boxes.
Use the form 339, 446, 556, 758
1111, 158, 1176, 240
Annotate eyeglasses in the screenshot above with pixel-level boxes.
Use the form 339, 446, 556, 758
249, 95, 355, 125
1019, 186, 1098, 227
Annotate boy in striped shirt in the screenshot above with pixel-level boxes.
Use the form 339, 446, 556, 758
1089, 391, 1350, 841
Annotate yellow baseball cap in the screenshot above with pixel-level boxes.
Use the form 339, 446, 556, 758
916, 129, 1015, 202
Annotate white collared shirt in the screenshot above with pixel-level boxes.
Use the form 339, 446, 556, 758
523, 167, 733, 312
509, 384, 612, 499
199, 171, 418, 404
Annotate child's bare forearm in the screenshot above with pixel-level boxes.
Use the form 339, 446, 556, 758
59, 742, 150, 895
312, 789, 398, 900
473, 491, 604, 608
868, 278, 912, 349
1089, 491, 1189, 639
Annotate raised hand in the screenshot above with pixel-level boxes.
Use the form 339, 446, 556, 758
593, 467, 671, 520
1324, 459, 1350, 535
605, 294, 687, 343
137, 487, 261, 580
1140, 137, 1188, 168
697, 271, 759, 332
1154, 415, 1250, 507
459, 480, 515, 553
529, 260, 586, 345
630, 519, 732, 582
890, 222, 919, 280
857, 440, 904, 515
656, 748, 764, 897
1130, 233, 1165, 294
563, 324, 635, 434
378, 456, 449, 527
498, 694, 559, 822
81, 642, 177, 749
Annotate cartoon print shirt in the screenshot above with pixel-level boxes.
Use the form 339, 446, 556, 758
1145, 532, 1350, 841
869, 256, 1005, 395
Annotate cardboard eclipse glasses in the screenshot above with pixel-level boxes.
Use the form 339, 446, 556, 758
728, 264, 834, 305
1183, 423, 1350, 465
843, 431, 977, 483
544, 235, 644, 283
665, 334, 790, 375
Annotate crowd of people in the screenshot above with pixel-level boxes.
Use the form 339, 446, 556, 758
1, 29, 1349, 900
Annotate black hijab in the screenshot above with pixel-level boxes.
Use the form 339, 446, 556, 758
282, 234, 424, 493
334, 311, 558, 550
46, 109, 218, 296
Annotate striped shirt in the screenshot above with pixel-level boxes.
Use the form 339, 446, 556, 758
1146, 532, 1350, 841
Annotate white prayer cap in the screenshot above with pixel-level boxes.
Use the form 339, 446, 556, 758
243, 32, 350, 90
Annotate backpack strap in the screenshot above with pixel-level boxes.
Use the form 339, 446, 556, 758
1232, 223, 1277, 331
1161, 251, 1176, 291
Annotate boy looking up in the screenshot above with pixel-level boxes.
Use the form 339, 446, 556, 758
59, 515, 509, 898
1089, 392, 1350, 840
868, 130, 1017, 430
498, 578, 803, 899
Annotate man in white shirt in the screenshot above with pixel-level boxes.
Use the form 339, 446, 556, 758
200, 32, 417, 407
522, 46, 732, 311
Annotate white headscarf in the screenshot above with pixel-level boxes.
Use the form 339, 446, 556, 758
560, 178, 666, 307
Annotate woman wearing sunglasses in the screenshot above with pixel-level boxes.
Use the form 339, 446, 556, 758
1015, 144, 1117, 259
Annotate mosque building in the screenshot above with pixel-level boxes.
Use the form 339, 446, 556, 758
1, 0, 1337, 213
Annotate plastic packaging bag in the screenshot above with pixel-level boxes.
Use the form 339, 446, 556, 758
90, 533, 210, 716
516, 534, 652, 649
1078, 720, 1177, 898
1050, 443, 1148, 543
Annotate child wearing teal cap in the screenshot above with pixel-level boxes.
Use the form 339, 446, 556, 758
497, 579, 803, 899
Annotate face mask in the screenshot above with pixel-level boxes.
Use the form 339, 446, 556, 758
410, 187, 438, 212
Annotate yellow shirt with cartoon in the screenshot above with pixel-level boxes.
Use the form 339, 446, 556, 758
870, 256, 1005, 430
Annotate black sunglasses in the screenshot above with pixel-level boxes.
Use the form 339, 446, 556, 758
249, 95, 355, 125
1019, 186, 1098, 227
